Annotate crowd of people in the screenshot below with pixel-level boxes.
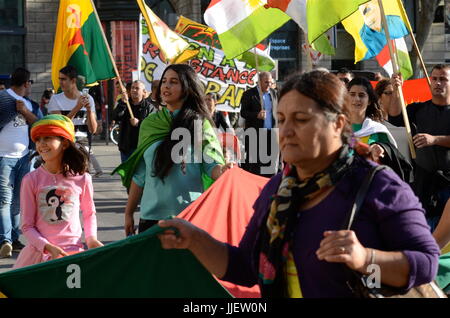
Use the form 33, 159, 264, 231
0, 62, 449, 297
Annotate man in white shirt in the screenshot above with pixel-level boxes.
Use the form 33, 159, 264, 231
47, 66, 102, 176
47, 65, 97, 138
0, 67, 38, 258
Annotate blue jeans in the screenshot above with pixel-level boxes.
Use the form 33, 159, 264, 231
0, 154, 30, 243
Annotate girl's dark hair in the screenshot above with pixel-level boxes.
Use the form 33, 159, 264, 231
347, 77, 384, 122
33, 139, 89, 177
374, 79, 391, 99
279, 70, 353, 144
42, 88, 53, 100
153, 64, 213, 180
62, 141, 90, 177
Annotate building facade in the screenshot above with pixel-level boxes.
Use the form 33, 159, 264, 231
0, 0, 448, 103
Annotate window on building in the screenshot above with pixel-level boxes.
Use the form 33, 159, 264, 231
0, 0, 24, 27
0, 35, 24, 75
145, 0, 177, 28
0, 0, 25, 76
268, 20, 299, 81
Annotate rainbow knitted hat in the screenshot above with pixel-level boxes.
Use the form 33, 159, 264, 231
31, 114, 75, 142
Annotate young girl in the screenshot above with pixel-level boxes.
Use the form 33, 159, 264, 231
13, 114, 103, 268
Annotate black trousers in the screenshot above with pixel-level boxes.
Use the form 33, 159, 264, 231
138, 219, 159, 233
241, 128, 278, 178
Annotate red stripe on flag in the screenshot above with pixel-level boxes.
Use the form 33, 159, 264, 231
376, 43, 390, 66
207, 0, 222, 9
256, 43, 266, 50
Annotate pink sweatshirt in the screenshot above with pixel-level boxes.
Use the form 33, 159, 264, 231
20, 167, 97, 252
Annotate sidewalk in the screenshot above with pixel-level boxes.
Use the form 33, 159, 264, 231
0, 139, 136, 273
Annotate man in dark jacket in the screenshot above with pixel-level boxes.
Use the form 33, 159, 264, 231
240, 72, 278, 177
113, 80, 157, 163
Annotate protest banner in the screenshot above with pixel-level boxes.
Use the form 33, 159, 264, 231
139, 16, 262, 113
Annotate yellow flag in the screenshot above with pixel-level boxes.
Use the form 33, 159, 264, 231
136, 0, 197, 64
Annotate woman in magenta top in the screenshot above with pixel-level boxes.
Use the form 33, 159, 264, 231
156, 71, 440, 297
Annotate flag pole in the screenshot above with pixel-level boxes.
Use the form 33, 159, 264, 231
89, 0, 134, 119
378, 0, 416, 159
303, 30, 313, 71
396, 0, 431, 88
253, 47, 265, 112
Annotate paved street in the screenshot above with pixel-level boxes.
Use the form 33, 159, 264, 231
0, 138, 136, 273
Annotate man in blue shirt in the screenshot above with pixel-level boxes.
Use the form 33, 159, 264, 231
240, 72, 278, 177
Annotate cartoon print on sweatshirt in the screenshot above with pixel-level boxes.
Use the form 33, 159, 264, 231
38, 186, 75, 223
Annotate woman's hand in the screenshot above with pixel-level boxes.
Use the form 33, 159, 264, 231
212, 162, 235, 180
44, 243, 69, 260
124, 213, 136, 237
316, 230, 370, 273
368, 143, 385, 163
86, 236, 104, 249
158, 218, 200, 250
390, 73, 403, 89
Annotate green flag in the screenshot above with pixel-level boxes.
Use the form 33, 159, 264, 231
0, 226, 232, 298
306, 0, 370, 48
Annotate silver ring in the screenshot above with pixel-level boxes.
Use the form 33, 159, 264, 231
339, 246, 346, 253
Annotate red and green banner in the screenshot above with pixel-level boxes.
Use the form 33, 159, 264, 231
51, 0, 116, 91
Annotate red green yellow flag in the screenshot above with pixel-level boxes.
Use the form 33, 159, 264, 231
51, 0, 116, 91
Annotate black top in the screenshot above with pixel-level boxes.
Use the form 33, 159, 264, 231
112, 98, 156, 154
212, 111, 229, 131
389, 100, 450, 172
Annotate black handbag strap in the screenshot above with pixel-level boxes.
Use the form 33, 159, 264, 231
343, 165, 387, 230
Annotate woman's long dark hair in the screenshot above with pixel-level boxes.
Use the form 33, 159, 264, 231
347, 77, 384, 122
153, 64, 213, 180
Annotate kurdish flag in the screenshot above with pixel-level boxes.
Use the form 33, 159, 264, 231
175, 15, 276, 71
264, 0, 335, 55
342, 0, 409, 63
376, 37, 413, 79
304, 0, 371, 50
204, 0, 290, 59
51, 0, 116, 92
